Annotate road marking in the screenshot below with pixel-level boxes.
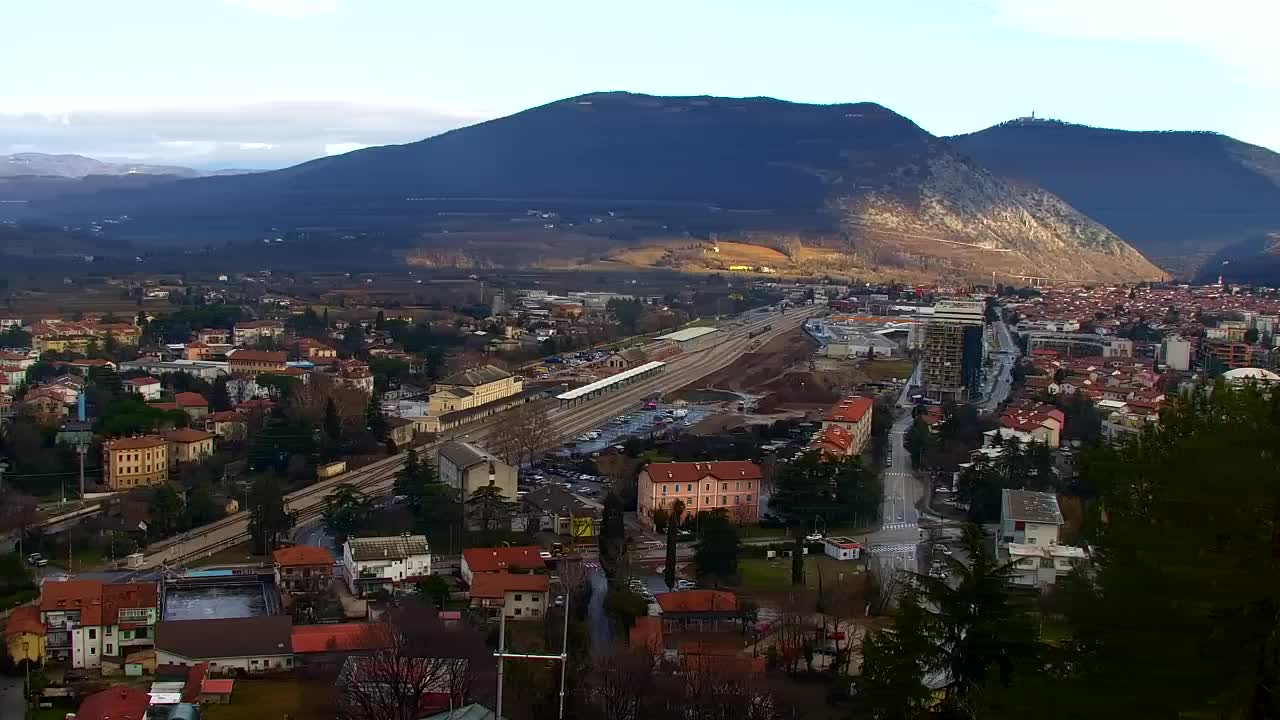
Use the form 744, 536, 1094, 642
880, 521, 918, 531
870, 543, 918, 554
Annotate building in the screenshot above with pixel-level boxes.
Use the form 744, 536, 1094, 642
468, 573, 549, 620
428, 365, 523, 416
1005, 543, 1088, 589
1162, 335, 1192, 371
636, 461, 762, 528
332, 358, 375, 394
117, 358, 229, 381
999, 489, 1064, 547
4, 605, 45, 666
822, 536, 862, 561
823, 334, 898, 359
1222, 367, 1280, 386
103, 436, 169, 489
341, 535, 431, 596
437, 441, 517, 514
39, 580, 158, 669
1203, 340, 1253, 370
290, 622, 391, 670
166, 428, 215, 467
155, 616, 293, 673
125, 376, 163, 401
652, 591, 740, 634
922, 300, 986, 401
996, 404, 1065, 448
519, 486, 599, 540
655, 326, 721, 353
227, 349, 288, 376
74, 686, 151, 720
173, 392, 209, 420
603, 347, 650, 371
232, 320, 285, 346
204, 410, 248, 441
272, 544, 335, 595
385, 416, 415, 448
460, 546, 546, 585
820, 396, 874, 455
809, 424, 855, 458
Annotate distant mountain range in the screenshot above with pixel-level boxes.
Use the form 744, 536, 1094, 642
949, 119, 1280, 280
0, 152, 254, 179
17, 93, 1169, 283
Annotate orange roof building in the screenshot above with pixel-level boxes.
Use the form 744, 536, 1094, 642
461, 546, 546, 581
637, 461, 762, 529
821, 395, 874, 456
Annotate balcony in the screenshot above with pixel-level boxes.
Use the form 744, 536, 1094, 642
47, 632, 72, 649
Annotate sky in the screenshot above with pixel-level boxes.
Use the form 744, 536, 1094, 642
2, 0, 1276, 169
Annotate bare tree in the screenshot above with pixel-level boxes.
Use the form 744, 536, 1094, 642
337, 603, 489, 720
589, 646, 658, 720
866, 559, 902, 617
508, 401, 556, 468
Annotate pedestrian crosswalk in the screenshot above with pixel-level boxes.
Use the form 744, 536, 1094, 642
881, 521, 918, 531
870, 543, 918, 554
583, 561, 600, 570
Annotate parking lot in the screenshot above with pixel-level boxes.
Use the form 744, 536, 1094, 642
557, 404, 714, 456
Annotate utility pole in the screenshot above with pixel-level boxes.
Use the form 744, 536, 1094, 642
494, 578, 571, 720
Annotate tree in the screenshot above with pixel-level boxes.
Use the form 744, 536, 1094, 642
395, 449, 439, 515
322, 483, 371, 542
1245, 327, 1260, 344
856, 589, 938, 720
147, 484, 183, 540
663, 499, 684, 590
366, 392, 387, 439
183, 484, 221, 527
791, 533, 805, 586
415, 575, 451, 609
465, 484, 514, 543
598, 491, 627, 579
210, 376, 232, 413
247, 475, 294, 553
693, 508, 739, 584
322, 396, 343, 456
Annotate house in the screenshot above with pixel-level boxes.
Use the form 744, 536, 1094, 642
342, 535, 432, 596
809, 424, 855, 458
74, 686, 150, 720
437, 441, 517, 526
166, 428, 215, 467
519, 486, 599, 540
332, 358, 375, 394
227, 349, 288, 376
1005, 543, 1088, 590
39, 580, 158, 669
173, 391, 209, 419
468, 573, 549, 620
204, 410, 248, 441
124, 376, 163, 401
385, 416, 415, 448
603, 347, 649, 371
820, 395, 874, 456
636, 461, 762, 528
102, 435, 169, 489
294, 337, 337, 363
1000, 489, 1064, 546
22, 389, 69, 422
460, 546, 546, 585
4, 605, 45, 666
232, 320, 285, 346
428, 365, 523, 416
290, 622, 392, 670
273, 544, 335, 595
155, 616, 294, 673
195, 328, 230, 345
998, 403, 1066, 448
653, 590, 740, 633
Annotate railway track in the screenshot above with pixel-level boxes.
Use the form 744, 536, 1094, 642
152, 305, 822, 568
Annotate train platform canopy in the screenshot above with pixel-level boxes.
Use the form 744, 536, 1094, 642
556, 361, 666, 401
656, 326, 719, 343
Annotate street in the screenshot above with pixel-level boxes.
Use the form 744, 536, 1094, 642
0, 673, 22, 720
977, 320, 1020, 413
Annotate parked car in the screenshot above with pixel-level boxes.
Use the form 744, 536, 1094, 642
539, 551, 553, 560
805, 533, 824, 543
27, 553, 48, 567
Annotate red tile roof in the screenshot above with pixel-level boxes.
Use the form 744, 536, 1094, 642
273, 544, 334, 567
201, 678, 235, 695
462, 546, 546, 574
290, 622, 392, 654
103, 583, 158, 625
654, 590, 738, 614
810, 425, 852, 455
181, 662, 208, 703
166, 428, 213, 444
468, 573, 549, 599
39, 580, 106, 624
174, 392, 208, 407
643, 461, 762, 485
103, 436, 167, 451
75, 686, 150, 720
4, 605, 44, 637
229, 349, 287, 363
125, 377, 160, 386
206, 410, 244, 423
823, 396, 873, 424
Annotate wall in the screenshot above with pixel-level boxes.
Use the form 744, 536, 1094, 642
503, 590, 548, 620
156, 650, 294, 674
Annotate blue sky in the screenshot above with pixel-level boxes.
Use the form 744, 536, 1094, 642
2, 0, 1275, 167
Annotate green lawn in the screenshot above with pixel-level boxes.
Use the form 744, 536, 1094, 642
738, 526, 788, 540
737, 555, 861, 592
203, 679, 336, 720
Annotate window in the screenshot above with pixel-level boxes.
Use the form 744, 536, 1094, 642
661, 484, 667, 494
721, 496, 727, 505
88, 629, 96, 640
736, 482, 741, 490
705, 497, 711, 506
514, 608, 522, 616
705, 484, 710, 491
746, 495, 752, 504
687, 484, 693, 492
514, 594, 523, 601
134, 628, 149, 639
106, 643, 114, 655
734, 495, 740, 504
531, 595, 539, 601
1014, 520, 1026, 531
747, 482, 752, 490
1039, 558, 1054, 569
1027, 537, 1038, 545
90, 647, 96, 655
532, 609, 541, 617
721, 483, 727, 491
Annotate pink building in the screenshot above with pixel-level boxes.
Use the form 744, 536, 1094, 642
637, 461, 762, 528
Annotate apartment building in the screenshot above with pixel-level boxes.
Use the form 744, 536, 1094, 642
820, 395, 874, 455
39, 581, 158, 669
102, 436, 169, 490
226, 349, 288, 376
467, 573, 549, 620
273, 544, 335, 595
437, 441, 517, 511
637, 461, 762, 528
232, 320, 285, 346
165, 428, 215, 467
922, 300, 985, 401
341, 535, 431, 596
998, 489, 1086, 591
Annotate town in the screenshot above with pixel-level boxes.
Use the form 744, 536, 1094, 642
2, 271, 1279, 720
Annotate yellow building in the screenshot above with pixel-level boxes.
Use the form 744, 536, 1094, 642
103, 436, 169, 490
35, 335, 97, 354
165, 428, 215, 468
428, 365, 523, 416
5, 605, 46, 666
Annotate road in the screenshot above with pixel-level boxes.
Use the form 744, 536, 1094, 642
586, 568, 609, 657
866, 410, 926, 573
0, 673, 21, 720
135, 304, 825, 570
976, 320, 1021, 413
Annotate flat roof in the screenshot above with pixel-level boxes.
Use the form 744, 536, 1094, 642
656, 326, 719, 342
556, 361, 665, 400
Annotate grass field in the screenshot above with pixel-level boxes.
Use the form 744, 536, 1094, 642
859, 358, 916, 383
203, 679, 336, 720
737, 555, 863, 592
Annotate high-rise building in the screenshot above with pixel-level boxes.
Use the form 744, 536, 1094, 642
1162, 335, 1192, 371
922, 300, 986, 401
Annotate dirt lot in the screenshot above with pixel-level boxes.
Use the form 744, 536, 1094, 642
678, 327, 819, 396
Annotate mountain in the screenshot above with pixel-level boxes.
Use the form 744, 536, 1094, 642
0, 152, 214, 179
28, 93, 1163, 283
949, 119, 1280, 278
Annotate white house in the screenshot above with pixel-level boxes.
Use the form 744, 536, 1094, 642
38, 581, 158, 670
999, 489, 1064, 546
1005, 543, 1088, 589
125, 376, 163, 401
822, 536, 862, 561
342, 535, 431, 596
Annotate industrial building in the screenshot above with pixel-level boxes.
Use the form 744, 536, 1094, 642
655, 326, 721, 353
922, 300, 986, 401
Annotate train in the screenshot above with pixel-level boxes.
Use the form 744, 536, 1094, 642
747, 324, 773, 339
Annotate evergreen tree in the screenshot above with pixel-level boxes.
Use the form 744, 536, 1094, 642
210, 376, 232, 413
323, 397, 342, 443
693, 508, 739, 584
322, 483, 371, 542
466, 484, 514, 544
366, 393, 387, 439
598, 491, 626, 579
147, 484, 183, 540
248, 475, 294, 554
791, 533, 805, 586
856, 587, 938, 720
663, 499, 684, 590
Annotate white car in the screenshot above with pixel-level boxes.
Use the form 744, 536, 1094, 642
805, 533, 824, 543
539, 551, 553, 560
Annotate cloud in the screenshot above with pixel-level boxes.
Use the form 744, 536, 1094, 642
0, 100, 483, 168
986, 0, 1280, 88
222, 0, 338, 18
